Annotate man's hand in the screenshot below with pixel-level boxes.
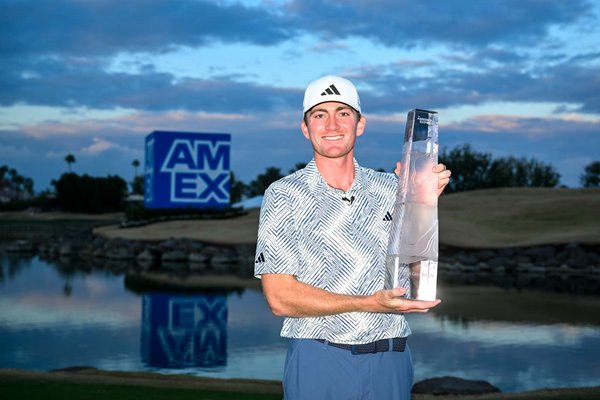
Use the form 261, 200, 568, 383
394, 161, 451, 197
372, 287, 441, 313
433, 163, 451, 196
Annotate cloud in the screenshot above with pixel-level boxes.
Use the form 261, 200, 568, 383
0, 0, 295, 57
3, 53, 599, 116
80, 137, 132, 155
444, 114, 600, 138
0, 56, 302, 112
1, 0, 598, 192
284, 0, 591, 48
2, 0, 592, 61
1, 0, 599, 115
349, 57, 600, 114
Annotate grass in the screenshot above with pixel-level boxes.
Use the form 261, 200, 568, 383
0, 218, 116, 225
1, 375, 599, 400
4, 187, 597, 248
0, 380, 281, 400
439, 187, 600, 248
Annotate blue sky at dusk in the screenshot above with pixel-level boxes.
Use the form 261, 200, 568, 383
1, 0, 599, 192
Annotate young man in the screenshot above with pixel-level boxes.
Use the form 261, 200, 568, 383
255, 75, 451, 399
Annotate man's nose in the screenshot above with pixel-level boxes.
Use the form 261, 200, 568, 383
325, 115, 340, 129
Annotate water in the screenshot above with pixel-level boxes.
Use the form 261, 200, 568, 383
1, 255, 599, 393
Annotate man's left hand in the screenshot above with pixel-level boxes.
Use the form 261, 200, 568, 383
433, 163, 451, 196
394, 162, 452, 197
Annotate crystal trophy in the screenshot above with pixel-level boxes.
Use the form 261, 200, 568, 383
384, 109, 439, 301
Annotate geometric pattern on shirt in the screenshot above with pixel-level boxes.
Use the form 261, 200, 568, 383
255, 159, 411, 344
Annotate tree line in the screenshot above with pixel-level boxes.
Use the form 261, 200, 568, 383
0, 146, 598, 212
228, 146, 598, 202
440, 144, 561, 193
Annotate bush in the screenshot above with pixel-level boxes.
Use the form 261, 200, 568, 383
53, 173, 128, 213
580, 161, 600, 187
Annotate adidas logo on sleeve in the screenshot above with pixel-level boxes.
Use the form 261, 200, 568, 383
255, 252, 265, 264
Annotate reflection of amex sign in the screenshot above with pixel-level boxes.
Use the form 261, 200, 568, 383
144, 131, 231, 209
161, 139, 230, 203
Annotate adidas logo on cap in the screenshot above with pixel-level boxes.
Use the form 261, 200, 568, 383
321, 84, 341, 96
303, 75, 361, 113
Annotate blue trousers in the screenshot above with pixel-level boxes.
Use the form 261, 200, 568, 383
283, 338, 414, 400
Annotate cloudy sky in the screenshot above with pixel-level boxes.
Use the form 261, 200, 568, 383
1, 0, 599, 192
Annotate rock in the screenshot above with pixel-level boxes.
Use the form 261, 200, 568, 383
159, 238, 179, 251
211, 249, 236, 265
59, 242, 74, 257
136, 248, 158, 262
201, 246, 220, 258
161, 260, 188, 270
92, 248, 106, 258
457, 252, 478, 265
487, 256, 508, 268
412, 376, 501, 396
492, 265, 506, 275
516, 254, 531, 265
477, 261, 491, 271
189, 261, 208, 271
498, 247, 514, 258
458, 264, 478, 273
475, 250, 496, 261
136, 259, 155, 271
6, 240, 34, 253
162, 250, 188, 262
106, 247, 135, 260
189, 252, 209, 263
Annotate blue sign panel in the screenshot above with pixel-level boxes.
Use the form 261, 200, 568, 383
144, 131, 231, 208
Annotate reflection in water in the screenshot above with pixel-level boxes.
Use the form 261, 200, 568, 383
0, 255, 599, 393
141, 293, 228, 369
407, 313, 600, 392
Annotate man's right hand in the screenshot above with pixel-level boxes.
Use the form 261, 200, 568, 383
372, 287, 441, 313
262, 273, 441, 318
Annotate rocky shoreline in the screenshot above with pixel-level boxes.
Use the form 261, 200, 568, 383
2, 223, 599, 293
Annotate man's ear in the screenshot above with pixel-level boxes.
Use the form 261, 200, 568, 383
300, 120, 310, 140
356, 115, 366, 137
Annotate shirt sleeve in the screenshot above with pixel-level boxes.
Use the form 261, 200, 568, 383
254, 183, 300, 278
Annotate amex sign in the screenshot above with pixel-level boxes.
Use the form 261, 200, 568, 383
144, 131, 231, 209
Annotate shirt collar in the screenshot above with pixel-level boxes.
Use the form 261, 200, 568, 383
304, 158, 367, 194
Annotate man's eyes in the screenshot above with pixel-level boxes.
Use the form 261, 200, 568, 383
313, 111, 351, 119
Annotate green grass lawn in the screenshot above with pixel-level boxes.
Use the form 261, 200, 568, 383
2, 378, 599, 400
0, 380, 281, 400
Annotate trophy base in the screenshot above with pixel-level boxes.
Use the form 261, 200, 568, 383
385, 256, 438, 301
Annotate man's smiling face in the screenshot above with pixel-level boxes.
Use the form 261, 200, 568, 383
301, 102, 365, 161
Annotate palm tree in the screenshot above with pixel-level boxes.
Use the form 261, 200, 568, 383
132, 159, 140, 177
65, 154, 76, 173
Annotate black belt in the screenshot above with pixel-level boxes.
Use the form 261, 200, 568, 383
315, 337, 407, 355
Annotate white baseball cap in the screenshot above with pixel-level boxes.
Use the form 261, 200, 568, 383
303, 75, 361, 114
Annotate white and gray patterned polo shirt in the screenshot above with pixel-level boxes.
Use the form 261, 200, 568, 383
255, 159, 411, 344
